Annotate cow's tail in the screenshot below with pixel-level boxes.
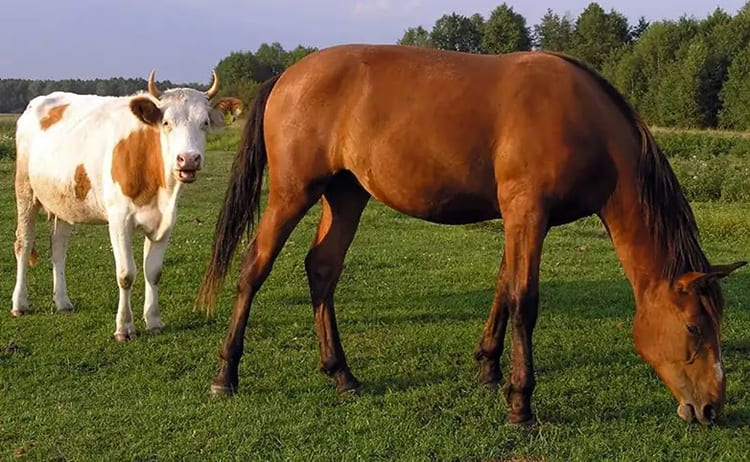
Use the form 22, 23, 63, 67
197, 75, 281, 314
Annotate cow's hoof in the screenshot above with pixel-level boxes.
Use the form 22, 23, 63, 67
56, 307, 75, 315
10, 310, 27, 318
146, 327, 163, 335
114, 332, 133, 342
54, 299, 75, 313
210, 382, 235, 397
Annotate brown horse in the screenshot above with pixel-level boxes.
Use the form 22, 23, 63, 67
198, 45, 745, 426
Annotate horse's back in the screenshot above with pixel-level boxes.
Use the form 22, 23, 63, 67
264, 45, 638, 225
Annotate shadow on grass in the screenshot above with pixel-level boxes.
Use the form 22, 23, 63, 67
723, 408, 750, 428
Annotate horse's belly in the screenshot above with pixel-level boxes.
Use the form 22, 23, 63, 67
358, 172, 500, 225
410, 191, 500, 224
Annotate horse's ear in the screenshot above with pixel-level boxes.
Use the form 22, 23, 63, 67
710, 261, 747, 275
676, 261, 746, 293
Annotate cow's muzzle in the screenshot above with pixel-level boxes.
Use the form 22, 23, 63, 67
175, 153, 202, 183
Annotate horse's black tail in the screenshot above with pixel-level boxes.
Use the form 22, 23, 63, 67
198, 74, 282, 314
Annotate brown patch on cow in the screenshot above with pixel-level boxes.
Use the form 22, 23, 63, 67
74, 164, 91, 200
111, 128, 165, 206
28, 248, 38, 267
39, 104, 69, 130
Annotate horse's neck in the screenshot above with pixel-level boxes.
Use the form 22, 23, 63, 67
600, 183, 668, 297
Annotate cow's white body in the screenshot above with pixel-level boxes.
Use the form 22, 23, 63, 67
12, 79, 221, 340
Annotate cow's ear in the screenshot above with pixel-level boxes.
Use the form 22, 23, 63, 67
130, 97, 162, 126
209, 108, 225, 131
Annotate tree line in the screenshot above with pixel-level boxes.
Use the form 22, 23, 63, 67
398, 2, 750, 131
4, 3, 750, 131
0, 78, 208, 114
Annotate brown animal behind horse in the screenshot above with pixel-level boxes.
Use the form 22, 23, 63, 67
215, 97, 243, 121
199, 45, 745, 426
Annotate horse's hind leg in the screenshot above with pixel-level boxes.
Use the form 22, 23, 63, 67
475, 258, 510, 389
211, 191, 321, 395
11, 158, 40, 316
305, 174, 369, 393
476, 196, 548, 425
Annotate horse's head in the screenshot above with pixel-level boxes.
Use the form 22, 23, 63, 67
633, 261, 745, 425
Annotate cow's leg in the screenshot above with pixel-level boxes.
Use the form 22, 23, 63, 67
305, 176, 369, 392
12, 162, 40, 317
51, 220, 74, 312
142, 232, 171, 333
108, 217, 136, 341
211, 193, 319, 395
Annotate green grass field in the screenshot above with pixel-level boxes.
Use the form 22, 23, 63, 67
1, 139, 750, 460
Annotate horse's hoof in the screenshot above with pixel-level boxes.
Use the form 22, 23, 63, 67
210, 382, 235, 397
114, 333, 133, 342
334, 370, 361, 394
338, 383, 362, 396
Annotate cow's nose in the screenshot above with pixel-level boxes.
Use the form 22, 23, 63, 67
176, 153, 202, 170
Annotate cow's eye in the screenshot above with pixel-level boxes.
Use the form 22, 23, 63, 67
162, 120, 170, 127
202, 119, 209, 127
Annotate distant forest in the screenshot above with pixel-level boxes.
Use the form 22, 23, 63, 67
0, 78, 207, 113
4, 2, 750, 130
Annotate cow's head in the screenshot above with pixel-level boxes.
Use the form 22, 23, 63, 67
128, 70, 223, 184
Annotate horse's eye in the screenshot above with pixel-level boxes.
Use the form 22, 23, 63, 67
687, 325, 701, 337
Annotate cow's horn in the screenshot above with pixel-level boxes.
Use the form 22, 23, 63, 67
205, 70, 219, 99
147, 70, 161, 98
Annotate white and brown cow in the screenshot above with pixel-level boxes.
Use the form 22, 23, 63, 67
215, 97, 243, 122
12, 71, 223, 340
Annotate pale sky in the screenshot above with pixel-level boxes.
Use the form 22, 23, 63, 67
0, 0, 746, 82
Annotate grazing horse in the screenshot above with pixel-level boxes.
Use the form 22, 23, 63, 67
198, 45, 745, 425
13, 71, 223, 340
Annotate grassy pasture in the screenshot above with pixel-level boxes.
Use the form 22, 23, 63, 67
1, 130, 750, 460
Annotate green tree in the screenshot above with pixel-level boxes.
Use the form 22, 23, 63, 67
283, 45, 317, 68
569, 3, 630, 69
481, 3, 531, 54
609, 18, 698, 122
656, 38, 709, 127
430, 13, 483, 53
533, 9, 574, 51
697, 8, 750, 127
719, 42, 750, 129
470, 13, 486, 39
629, 17, 650, 41
254, 42, 286, 81
399, 26, 432, 48
215, 51, 259, 89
